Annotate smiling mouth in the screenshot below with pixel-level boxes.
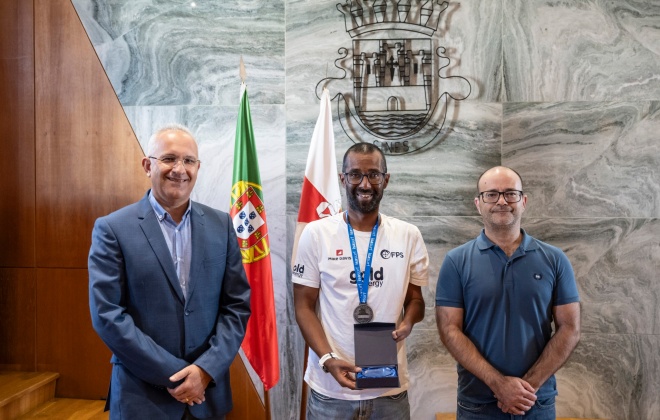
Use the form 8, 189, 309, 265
167, 177, 188, 183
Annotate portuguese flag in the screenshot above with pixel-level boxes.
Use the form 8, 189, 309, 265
230, 83, 279, 390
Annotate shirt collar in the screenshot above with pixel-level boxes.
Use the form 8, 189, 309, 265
148, 190, 192, 224
476, 228, 538, 252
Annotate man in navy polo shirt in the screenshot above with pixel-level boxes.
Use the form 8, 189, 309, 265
436, 166, 580, 419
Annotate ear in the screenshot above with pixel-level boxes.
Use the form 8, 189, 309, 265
142, 156, 152, 176
474, 196, 482, 215
338, 172, 346, 186
382, 173, 390, 190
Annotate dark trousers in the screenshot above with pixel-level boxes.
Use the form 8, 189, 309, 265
182, 406, 225, 420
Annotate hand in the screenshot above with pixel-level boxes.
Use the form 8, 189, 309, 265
167, 364, 212, 405
324, 358, 362, 390
492, 376, 537, 415
391, 321, 412, 342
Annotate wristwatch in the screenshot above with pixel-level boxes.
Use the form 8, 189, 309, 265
318, 352, 338, 373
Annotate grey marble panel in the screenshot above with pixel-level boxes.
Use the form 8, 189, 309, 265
72, 0, 188, 44
406, 326, 459, 419
555, 332, 648, 420
503, 0, 660, 102
280, 214, 313, 418
407, 216, 485, 319
633, 334, 660, 420
503, 101, 660, 218
434, 0, 503, 102
76, 1, 285, 106
524, 218, 660, 336
123, 104, 286, 217
287, 102, 502, 218
285, 215, 300, 328
286, 0, 503, 104
269, 324, 306, 420
379, 102, 502, 218
285, 0, 351, 105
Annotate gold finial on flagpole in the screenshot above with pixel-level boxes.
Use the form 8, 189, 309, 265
239, 56, 247, 84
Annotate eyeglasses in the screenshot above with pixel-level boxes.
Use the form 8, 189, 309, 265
343, 172, 386, 185
479, 190, 523, 203
149, 156, 200, 168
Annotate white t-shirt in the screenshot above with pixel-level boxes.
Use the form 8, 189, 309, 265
292, 213, 429, 400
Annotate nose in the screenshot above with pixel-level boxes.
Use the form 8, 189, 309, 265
358, 174, 371, 189
171, 159, 186, 172
496, 193, 508, 205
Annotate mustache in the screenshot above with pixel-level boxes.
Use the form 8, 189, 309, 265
356, 187, 375, 193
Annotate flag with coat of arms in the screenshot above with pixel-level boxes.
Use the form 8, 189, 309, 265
292, 87, 343, 261
230, 82, 279, 391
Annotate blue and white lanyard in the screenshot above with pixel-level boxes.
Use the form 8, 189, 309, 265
346, 211, 379, 305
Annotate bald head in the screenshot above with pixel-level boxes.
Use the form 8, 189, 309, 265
146, 124, 197, 157
477, 166, 523, 194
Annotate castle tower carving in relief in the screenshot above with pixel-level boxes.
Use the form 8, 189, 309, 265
317, 0, 471, 155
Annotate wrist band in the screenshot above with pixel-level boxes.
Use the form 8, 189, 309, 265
318, 352, 338, 373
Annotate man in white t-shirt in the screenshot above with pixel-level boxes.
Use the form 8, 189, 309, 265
293, 143, 429, 419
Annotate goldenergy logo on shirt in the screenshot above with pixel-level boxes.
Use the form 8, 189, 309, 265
292, 264, 305, 278
349, 267, 384, 287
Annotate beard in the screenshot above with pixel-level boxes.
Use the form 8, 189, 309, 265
346, 186, 383, 214
482, 206, 521, 230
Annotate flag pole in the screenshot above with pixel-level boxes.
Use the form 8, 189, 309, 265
239, 55, 247, 84
299, 346, 309, 420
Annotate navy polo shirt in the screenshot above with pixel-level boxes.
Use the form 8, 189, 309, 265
436, 229, 579, 403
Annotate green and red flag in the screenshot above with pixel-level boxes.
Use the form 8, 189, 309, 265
229, 83, 279, 391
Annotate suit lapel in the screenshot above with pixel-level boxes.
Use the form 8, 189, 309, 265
186, 202, 206, 300
138, 195, 185, 305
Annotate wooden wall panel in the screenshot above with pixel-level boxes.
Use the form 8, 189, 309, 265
36, 268, 111, 399
227, 356, 267, 420
0, 0, 263, 411
0, 268, 36, 371
34, 0, 149, 269
0, 0, 35, 267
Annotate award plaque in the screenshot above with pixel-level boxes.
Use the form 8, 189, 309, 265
354, 322, 400, 389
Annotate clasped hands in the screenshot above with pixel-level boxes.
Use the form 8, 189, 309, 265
167, 364, 212, 406
493, 376, 537, 415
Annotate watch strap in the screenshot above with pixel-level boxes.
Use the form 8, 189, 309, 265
318, 352, 338, 372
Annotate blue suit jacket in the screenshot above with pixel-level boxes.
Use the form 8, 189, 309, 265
89, 192, 251, 419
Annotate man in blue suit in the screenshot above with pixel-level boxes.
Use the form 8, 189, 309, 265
89, 125, 251, 419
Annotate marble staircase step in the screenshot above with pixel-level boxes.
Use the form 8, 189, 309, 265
0, 371, 59, 419
17, 398, 108, 419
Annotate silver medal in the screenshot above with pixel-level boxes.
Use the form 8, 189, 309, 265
353, 303, 374, 324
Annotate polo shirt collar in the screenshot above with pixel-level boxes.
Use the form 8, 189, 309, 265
476, 228, 538, 252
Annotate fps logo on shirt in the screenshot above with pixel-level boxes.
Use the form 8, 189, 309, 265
380, 249, 404, 259
292, 264, 304, 278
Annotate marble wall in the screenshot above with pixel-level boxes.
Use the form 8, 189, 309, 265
73, 0, 659, 419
